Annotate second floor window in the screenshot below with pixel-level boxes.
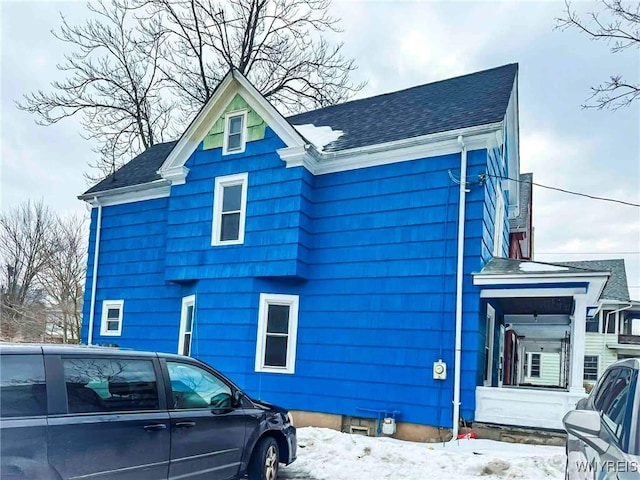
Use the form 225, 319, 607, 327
212, 173, 248, 245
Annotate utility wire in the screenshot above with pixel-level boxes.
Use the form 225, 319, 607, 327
537, 252, 640, 255
485, 174, 640, 208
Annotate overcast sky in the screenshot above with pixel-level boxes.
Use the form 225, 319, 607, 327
1, 0, 639, 299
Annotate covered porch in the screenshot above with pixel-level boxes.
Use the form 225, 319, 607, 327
472, 258, 610, 430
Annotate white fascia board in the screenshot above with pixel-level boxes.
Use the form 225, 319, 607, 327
78, 180, 171, 207
280, 122, 503, 175
506, 72, 520, 213
475, 272, 609, 306
481, 287, 587, 298
158, 70, 307, 182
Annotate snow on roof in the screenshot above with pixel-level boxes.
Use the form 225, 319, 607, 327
519, 262, 570, 272
292, 124, 343, 152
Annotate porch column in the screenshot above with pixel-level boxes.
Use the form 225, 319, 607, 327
569, 294, 587, 393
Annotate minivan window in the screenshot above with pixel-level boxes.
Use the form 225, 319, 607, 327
167, 362, 232, 409
600, 368, 633, 447
0, 354, 47, 418
63, 357, 159, 413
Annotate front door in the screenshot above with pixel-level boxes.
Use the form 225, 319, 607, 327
48, 355, 170, 479
164, 360, 248, 480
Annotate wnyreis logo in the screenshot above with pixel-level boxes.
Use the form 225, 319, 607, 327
574, 459, 640, 473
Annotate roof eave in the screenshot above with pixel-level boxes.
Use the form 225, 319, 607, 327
78, 179, 171, 206
284, 121, 504, 175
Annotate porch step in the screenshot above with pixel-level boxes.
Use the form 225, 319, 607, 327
472, 422, 567, 446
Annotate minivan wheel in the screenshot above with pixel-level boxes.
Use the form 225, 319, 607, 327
248, 437, 279, 480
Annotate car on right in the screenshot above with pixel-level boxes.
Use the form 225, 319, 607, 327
563, 358, 640, 480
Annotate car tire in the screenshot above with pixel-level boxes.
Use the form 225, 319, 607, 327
248, 437, 279, 480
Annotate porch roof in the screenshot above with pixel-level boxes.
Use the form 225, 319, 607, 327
475, 258, 599, 276
473, 258, 611, 307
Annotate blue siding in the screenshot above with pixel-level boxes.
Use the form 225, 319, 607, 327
82, 123, 511, 428
82, 198, 182, 350
165, 128, 308, 281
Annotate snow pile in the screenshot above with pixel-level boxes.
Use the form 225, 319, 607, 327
293, 124, 343, 152
281, 427, 566, 480
519, 262, 569, 272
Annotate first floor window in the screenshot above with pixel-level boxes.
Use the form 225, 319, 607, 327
179, 295, 195, 356
255, 294, 299, 374
584, 355, 599, 381
100, 300, 124, 336
527, 352, 541, 378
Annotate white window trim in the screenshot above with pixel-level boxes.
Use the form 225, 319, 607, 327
100, 300, 124, 336
255, 293, 299, 374
222, 110, 248, 155
212, 172, 249, 246
493, 190, 505, 257
484, 304, 495, 386
178, 295, 196, 356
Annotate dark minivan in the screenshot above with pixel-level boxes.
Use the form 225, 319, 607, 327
0, 343, 296, 480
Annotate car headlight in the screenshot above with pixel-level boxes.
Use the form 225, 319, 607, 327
287, 411, 295, 426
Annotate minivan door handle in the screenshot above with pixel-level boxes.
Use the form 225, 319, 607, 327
175, 421, 196, 428
144, 423, 167, 431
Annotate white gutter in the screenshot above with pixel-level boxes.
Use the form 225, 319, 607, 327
87, 197, 103, 346
452, 135, 468, 439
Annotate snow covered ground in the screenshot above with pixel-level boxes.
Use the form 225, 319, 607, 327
280, 427, 566, 480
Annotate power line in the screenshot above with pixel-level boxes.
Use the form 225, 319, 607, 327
537, 252, 640, 255
485, 174, 640, 208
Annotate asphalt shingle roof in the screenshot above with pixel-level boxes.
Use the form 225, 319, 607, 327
477, 258, 630, 302
288, 63, 518, 152
84, 141, 177, 195
557, 259, 630, 302
83, 64, 518, 195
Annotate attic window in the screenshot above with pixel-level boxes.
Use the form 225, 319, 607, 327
223, 111, 247, 155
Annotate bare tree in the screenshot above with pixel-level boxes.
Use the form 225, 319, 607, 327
140, 0, 364, 116
18, 0, 175, 181
0, 201, 58, 341
557, 0, 640, 109
39, 214, 87, 343
20, 0, 362, 180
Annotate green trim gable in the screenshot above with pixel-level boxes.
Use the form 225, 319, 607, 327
203, 93, 266, 150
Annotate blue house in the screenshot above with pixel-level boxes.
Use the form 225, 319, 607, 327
80, 64, 611, 440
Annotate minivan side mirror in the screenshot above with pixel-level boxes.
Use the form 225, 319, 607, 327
232, 390, 243, 408
563, 410, 609, 455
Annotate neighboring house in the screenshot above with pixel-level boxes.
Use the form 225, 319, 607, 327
508, 172, 533, 260
79, 64, 607, 439
558, 260, 640, 386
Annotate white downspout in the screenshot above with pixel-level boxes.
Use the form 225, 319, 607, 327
452, 135, 468, 439
87, 197, 103, 345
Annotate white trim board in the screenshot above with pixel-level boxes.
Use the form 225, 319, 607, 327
255, 293, 299, 375
159, 70, 306, 183
178, 295, 196, 356
100, 299, 124, 337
